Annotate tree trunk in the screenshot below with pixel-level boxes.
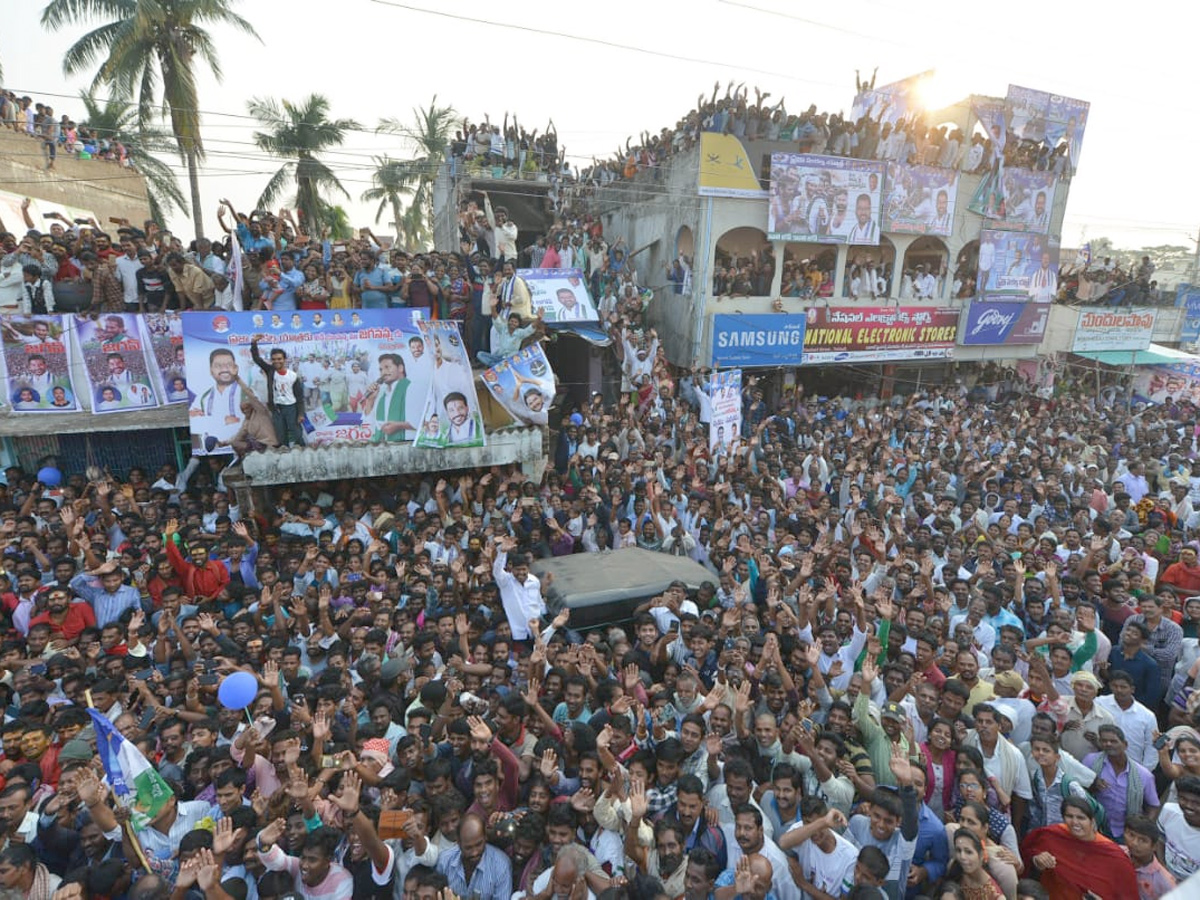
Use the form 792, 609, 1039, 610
187, 147, 205, 239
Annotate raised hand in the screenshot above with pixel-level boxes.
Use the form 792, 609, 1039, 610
467, 715, 493, 744
332, 771, 362, 813
540, 748, 558, 779
257, 817, 286, 849
212, 816, 244, 857
629, 776, 649, 820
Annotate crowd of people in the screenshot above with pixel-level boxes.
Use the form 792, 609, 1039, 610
3, 78, 1200, 900
0, 329, 1197, 900
1, 89, 130, 170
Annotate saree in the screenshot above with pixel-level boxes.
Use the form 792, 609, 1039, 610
1020, 823, 1138, 900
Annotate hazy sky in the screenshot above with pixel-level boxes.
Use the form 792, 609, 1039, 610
2, 0, 1193, 251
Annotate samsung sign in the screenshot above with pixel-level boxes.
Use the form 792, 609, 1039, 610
712, 314, 807, 368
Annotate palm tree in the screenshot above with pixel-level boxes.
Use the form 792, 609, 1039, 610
77, 90, 187, 225
319, 204, 353, 241
376, 95, 456, 250
362, 155, 413, 235
247, 93, 360, 236
42, 0, 261, 238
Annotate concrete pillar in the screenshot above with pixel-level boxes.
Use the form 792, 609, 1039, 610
832, 244, 849, 299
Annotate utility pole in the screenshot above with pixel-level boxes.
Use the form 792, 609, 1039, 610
1187, 227, 1200, 286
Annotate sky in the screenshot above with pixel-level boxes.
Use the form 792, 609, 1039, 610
1, 0, 1195, 252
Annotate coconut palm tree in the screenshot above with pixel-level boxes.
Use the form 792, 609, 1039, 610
361, 155, 413, 237
41, 0, 261, 238
376, 95, 456, 250
77, 90, 186, 225
247, 93, 360, 237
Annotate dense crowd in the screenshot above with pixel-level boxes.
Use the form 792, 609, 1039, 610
0, 338, 1196, 900
3, 79, 1200, 900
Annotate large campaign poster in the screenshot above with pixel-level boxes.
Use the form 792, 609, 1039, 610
182, 309, 425, 455
144, 313, 189, 404
0, 315, 79, 412
708, 370, 742, 451
977, 229, 1060, 302
768, 153, 885, 245
75, 313, 160, 413
481, 344, 557, 427
971, 99, 1007, 165
1006, 85, 1053, 143
518, 269, 599, 323
1134, 362, 1200, 406
882, 163, 960, 236
851, 71, 932, 127
413, 320, 485, 449
802, 306, 958, 364
1046, 94, 1089, 173
997, 169, 1056, 234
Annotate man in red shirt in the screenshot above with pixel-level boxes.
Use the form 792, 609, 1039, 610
28, 586, 96, 644
1160, 546, 1200, 597
164, 519, 229, 600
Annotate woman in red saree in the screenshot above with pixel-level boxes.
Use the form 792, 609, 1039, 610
1020, 797, 1138, 900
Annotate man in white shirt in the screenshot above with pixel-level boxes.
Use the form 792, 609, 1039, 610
113, 238, 143, 311
1095, 672, 1158, 770
483, 191, 518, 264
977, 235, 995, 292
250, 339, 305, 447
926, 190, 952, 234
846, 194, 879, 245
491, 538, 545, 642
1028, 251, 1058, 302
190, 348, 244, 453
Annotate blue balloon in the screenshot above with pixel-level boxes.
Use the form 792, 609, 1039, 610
217, 671, 259, 710
37, 466, 62, 487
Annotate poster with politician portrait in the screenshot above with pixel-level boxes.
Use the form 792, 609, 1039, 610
75, 313, 160, 413
481, 344, 557, 427
882, 163, 960, 236
181, 309, 425, 454
413, 320, 485, 449
144, 312, 188, 404
708, 369, 742, 452
1046, 94, 1089, 174
768, 153, 885, 245
978, 228, 1060, 302
518, 269, 599, 323
0, 315, 79, 412
998, 169, 1056, 234
1006, 85, 1052, 143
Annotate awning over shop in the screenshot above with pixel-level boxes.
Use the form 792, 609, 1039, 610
1073, 343, 1199, 366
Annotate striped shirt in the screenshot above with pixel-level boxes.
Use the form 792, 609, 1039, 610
437, 844, 512, 900
260, 844, 354, 900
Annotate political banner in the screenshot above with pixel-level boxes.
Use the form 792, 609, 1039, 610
977, 229, 1060, 302
143, 313, 188, 404
481, 344, 557, 427
881, 163, 960, 236
852, 70, 932, 127
997, 169, 1056, 233
711, 314, 807, 368
75, 313, 160, 413
0, 315, 79, 412
1072, 308, 1157, 353
959, 301, 1049, 346
1006, 85, 1053, 143
517, 269, 599, 323
698, 133, 767, 198
413, 320, 485, 449
801, 306, 958, 364
708, 370, 742, 451
971, 98, 1007, 165
1177, 284, 1200, 344
968, 169, 1003, 219
768, 153, 885, 245
1134, 362, 1200, 406
182, 308, 425, 455
1046, 94, 1089, 173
